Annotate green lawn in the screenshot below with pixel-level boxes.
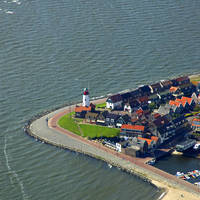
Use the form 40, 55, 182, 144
79, 124, 120, 138
96, 102, 106, 109
58, 112, 81, 136
58, 112, 119, 138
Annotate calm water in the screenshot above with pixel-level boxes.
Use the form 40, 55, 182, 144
0, 0, 200, 199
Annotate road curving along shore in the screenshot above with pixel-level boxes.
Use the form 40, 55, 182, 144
25, 97, 200, 200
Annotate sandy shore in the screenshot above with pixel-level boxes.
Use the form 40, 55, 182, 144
153, 180, 200, 200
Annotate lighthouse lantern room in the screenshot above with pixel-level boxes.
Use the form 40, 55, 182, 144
83, 88, 90, 107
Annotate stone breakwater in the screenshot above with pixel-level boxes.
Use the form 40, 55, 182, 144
24, 98, 200, 199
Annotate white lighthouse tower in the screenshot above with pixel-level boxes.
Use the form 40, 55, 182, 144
83, 88, 90, 107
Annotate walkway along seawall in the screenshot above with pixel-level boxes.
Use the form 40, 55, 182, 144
25, 98, 200, 198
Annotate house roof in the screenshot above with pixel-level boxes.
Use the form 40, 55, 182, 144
176, 76, 189, 84
158, 105, 171, 115
137, 137, 153, 145
138, 85, 151, 94
151, 136, 159, 142
136, 109, 144, 115
192, 118, 200, 127
169, 100, 182, 107
125, 100, 140, 108
85, 112, 99, 118
138, 96, 149, 103
153, 115, 169, 127
106, 113, 120, 120
181, 96, 193, 105
150, 82, 162, 92
75, 106, 91, 113
130, 89, 141, 98
172, 115, 185, 123
193, 118, 200, 122
160, 80, 173, 88
121, 124, 145, 132
154, 113, 161, 119
107, 94, 122, 103
170, 86, 179, 93
175, 99, 188, 107
121, 92, 131, 100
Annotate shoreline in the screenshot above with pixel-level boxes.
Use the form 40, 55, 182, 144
24, 74, 200, 200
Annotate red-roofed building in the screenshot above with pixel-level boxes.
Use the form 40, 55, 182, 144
137, 137, 156, 149
120, 124, 145, 137
169, 86, 180, 93
75, 106, 92, 118
181, 96, 194, 106
136, 108, 144, 116
192, 118, 200, 131
169, 100, 182, 108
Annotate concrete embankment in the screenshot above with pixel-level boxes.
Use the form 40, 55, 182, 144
24, 99, 200, 199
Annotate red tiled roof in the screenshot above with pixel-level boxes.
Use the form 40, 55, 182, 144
181, 97, 193, 105
121, 124, 145, 132
136, 109, 144, 115
193, 118, 200, 122
75, 106, 91, 113
151, 136, 159, 142
175, 99, 187, 107
138, 137, 153, 145
154, 113, 161, 119
169, 86, 179, 93
169, 100, 181, 107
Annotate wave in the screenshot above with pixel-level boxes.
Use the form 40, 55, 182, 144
3, 136, 29, 200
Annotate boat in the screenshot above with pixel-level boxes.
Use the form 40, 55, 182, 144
193, 143, 200, 150
108, 163, 112, 168
147, 158, 156, 165
175, 139, 196, 152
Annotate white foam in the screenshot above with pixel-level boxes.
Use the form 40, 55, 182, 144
5, 10, 14, 14
12, 0, 21, 5
3, 136, 29, 200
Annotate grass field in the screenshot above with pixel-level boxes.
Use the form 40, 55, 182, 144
58, 112, 81, 136
95, 102, 106, 109
79, 124, 120, 138
58, 112, 120, 138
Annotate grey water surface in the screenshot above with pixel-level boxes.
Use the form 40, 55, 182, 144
0, 0, 200, 199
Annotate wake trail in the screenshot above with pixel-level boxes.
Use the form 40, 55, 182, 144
3, 136, 29, 200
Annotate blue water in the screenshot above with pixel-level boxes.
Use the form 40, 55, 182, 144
0, 0, 200, 199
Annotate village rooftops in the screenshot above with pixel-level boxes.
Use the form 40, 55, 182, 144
106, 94, 122, 103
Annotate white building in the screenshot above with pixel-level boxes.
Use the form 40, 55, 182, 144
83, 88, 90, 107
106, 94, 122, 110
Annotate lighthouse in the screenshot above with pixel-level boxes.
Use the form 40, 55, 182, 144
83, 88, 90, 107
